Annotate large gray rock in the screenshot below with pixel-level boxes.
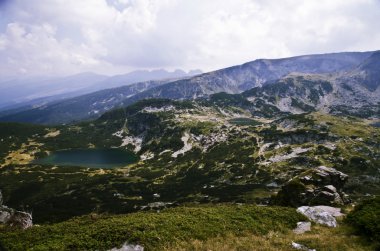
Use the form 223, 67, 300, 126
272, 166, 349, 207
297, 206, 341, 227
0, 192, 33, 229
7, 210, 33, 229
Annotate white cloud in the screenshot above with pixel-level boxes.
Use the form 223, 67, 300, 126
0, 0, 379, 77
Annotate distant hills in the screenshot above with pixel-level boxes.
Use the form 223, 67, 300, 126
0, 69, 202, 111
0, 51, 379, 124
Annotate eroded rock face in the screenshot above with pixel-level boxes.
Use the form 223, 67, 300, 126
272, 166, 349, 207
296, 206, 342, 227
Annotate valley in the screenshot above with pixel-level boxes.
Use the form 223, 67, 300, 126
0, 52, 379, 250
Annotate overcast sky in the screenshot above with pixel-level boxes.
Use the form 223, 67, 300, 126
0, 0, 380, 77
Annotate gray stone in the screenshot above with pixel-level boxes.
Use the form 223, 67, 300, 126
297, 206, 338, 227
0, 205, 33, 229
109, 243, 144, 251
8, 211, 33, 229
293, 221, 311, 234
0, 207, 11, 223
324, 185, 337, 193
291, 241, 316, 251
311, 205, 344, 217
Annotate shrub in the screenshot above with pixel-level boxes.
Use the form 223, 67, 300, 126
346, 197, 380, 244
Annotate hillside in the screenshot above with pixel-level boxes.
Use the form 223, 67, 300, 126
0, 52, 379, 251
0, 98, 379, 223
0, 51, 375, 125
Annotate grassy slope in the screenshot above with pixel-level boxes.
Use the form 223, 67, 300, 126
168, 225, 374, 251
0, 204, 375, 251
0, 204, 305, 250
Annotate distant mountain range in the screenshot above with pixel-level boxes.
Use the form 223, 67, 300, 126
0, 51, 379, 124
0, 69, 202, 111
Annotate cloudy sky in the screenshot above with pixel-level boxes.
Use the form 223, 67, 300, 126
0, 0, 380, 77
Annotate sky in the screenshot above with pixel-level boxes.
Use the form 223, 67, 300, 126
0, 0, 380, 77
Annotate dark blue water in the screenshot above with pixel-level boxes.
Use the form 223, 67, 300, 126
33, 148, 139, 168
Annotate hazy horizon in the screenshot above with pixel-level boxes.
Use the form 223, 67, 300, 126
1, 0, 380, 78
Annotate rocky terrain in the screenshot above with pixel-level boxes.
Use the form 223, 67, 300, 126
0, 51, 379, 250
0, 51, 375, 125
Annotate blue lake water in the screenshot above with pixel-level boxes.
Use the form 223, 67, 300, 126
33, 148, 139, 168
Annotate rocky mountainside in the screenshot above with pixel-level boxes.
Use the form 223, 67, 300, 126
121, 51, 375, 101
242, 52, 380, 118
0, 51, 374, 125
0, 94, 379, 249
0, 98, 379, 224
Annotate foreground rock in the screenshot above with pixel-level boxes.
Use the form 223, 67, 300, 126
293, 221, 311, 234
109, 243, 144, 251
272, 166, 349, 207
291, 241, 316, 251
0, 190, 33, 229
297, 205, 344, 227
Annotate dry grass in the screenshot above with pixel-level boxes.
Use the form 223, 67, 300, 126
165, 225, 374, 251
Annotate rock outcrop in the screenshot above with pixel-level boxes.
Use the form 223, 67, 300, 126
0, 190, 33, 229
296, 206, 344, 227
272, 166, 349, 207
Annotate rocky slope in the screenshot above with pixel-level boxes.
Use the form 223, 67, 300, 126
242, 52, 380, 118
0, 98, 378, 223
0, 51, 375, 124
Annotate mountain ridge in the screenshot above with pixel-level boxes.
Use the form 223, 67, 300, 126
0, 50, 378, 124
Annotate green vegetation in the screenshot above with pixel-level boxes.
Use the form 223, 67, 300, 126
0, 98, 379, 250
0, 204, 305, 250
347, 197, 380, 246
168, 224, 374, 251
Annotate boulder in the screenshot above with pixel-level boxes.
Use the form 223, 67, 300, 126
0, 206, 33, 229
272, 166, 349, 207
8, 210, 33, 229
0, 191, 33, 229
297, 206, 341, 227
293, 221, 311, 234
